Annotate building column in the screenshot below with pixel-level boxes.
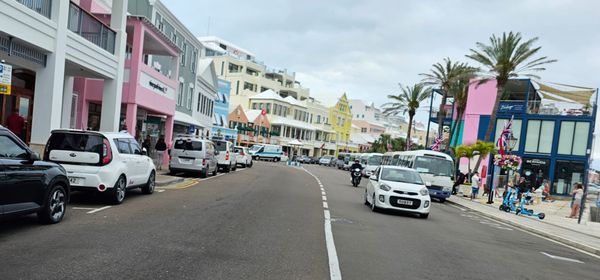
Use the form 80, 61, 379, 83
125, 103, 137, 136
99, 0, 128, 131
164, 115, 174, 164
29, 0, 70, 152
61, 76, 74, 128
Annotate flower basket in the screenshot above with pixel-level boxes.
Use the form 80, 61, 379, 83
493, 154, 521, 171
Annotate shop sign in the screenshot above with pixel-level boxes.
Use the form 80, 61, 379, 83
498, 101, 525, 113
140, 72, 175, 99
0, 62, 12, 95
524, 158, 549, 167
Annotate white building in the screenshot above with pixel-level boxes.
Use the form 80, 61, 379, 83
190, 58, 217, 135
0, 0, 128, 152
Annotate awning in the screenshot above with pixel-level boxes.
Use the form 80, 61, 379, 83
174, 111, 204, 128
534, 81, 595, 104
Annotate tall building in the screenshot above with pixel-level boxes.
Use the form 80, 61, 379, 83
0, 0, 128, 152
330, 93, 356, 153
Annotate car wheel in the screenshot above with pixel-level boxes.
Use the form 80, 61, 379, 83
111, 175, 127, 205
141, 171, 155, 194
38, 184, 67, 224
212, 166, 218, 176
232, 164, 237, 171
224, 165, 231, 173
420, 213, 429, 219
274, 157, 280, 162
371, 194, 378, 212
438, 198, 446, 203
364, 189, 369, 205
249, 161, 253, 168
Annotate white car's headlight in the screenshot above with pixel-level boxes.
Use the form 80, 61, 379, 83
379, 184, 391, 192
420, 187, 429, 196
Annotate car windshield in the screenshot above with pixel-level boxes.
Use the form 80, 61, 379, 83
414, 156, 453, 177
380, 168, 423, 185
47, 133, 103, 154
215, 141, 228, 151
249, 145, 262, 152
174, 139, 202, 151
368, 155, 382, 165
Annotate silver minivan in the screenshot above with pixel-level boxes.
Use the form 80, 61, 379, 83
169, 137, 218, 178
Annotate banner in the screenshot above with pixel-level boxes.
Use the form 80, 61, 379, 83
0, 62, 12, 95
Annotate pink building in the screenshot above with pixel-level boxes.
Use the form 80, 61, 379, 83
74, 14, 180, 163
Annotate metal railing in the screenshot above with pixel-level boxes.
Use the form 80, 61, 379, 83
67, 2, 115, 54
15, 0, 52, 18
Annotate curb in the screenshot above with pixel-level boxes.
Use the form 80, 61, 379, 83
155, 177, 185, 187
447, 199, 600, 257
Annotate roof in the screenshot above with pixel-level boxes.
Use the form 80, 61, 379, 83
197, 36, 255, 57
351, 133, 377, 144
270, 116, 316, 131
283, 96, 306, 107
245, 110, 263, 121
250, 89, 286, 102
174, 111, 204, 128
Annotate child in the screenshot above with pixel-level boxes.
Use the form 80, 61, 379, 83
471, 172, 480, 200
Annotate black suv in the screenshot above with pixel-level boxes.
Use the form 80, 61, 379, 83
0, 125, 69, 224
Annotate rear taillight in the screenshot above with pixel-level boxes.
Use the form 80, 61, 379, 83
225, 151, 229, 161
202, 159, 207, 166
240, 151, 245, 156
101, 138, 112, 165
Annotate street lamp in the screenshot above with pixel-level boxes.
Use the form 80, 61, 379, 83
507, 135, 518, 153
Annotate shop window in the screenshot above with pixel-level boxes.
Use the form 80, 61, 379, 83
553, 160, 585, 195
524, 120, 554, 153
177, 82, 184, 106
558, 121, 590, 156
266, 103, 271, 113
494, 118, 522, 152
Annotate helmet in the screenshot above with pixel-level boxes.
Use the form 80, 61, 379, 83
354, 159, 360, 163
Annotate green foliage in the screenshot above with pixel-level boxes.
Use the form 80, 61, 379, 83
382, 83, 431, 150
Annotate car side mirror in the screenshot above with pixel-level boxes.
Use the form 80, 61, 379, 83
370, 175, 378, 181
29, 152, 41, 161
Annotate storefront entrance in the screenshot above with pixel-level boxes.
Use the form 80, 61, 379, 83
521, 158, 550, 189
0, 70, 35, 143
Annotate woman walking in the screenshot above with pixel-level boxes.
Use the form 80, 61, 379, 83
568, 183, 584, 219
154, 136, 167, 170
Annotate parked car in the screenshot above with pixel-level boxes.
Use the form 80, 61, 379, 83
309, 157, 319, 164
319, 155, 334, 166
169, 136, 218, 177
45, 130, 155, 205
296, 155, 309, 163
0, 125, 70, 224
213, 139, 237, 172
365, 165, 431, 219
234, 146, 253, 168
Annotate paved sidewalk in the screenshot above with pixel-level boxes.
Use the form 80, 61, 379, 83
448, 193, 600, 256
156, 169, 184, 186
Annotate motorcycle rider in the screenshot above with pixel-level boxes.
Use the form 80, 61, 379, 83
350, 159, 363, 183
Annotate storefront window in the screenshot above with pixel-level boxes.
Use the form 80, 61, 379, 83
558, 121, 590, 156
553, 160, 585, 195
524, 120, 554, 153
494, 118, 522, 152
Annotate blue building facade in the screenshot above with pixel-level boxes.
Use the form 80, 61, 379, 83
211, 79, 238, 142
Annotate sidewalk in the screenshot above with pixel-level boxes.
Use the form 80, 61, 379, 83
448, 189, 600, 256
156, 169, 184, 186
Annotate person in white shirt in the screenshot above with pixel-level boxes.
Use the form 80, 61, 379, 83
568, 183, 584, 218
471, 172, 480, 200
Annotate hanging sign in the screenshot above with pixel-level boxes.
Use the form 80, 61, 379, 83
0, 62, 12, 95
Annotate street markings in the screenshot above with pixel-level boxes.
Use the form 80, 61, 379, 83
460, 212, 513, 231
302, 167, 342, 280
71, 207, 96, 210
87, 206, 112, 214
541, 252, 584, 264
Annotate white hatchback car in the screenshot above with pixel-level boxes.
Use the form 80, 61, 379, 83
45, 130, 156, 204
365, 166, 431, 219
234, 146, 253, 168
213, 139, 237, 172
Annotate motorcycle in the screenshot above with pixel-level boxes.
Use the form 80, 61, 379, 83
351, 168, 362, 187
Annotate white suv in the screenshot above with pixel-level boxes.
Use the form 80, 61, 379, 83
45, 130, 156, 204
213, 139, 237, 172
234, 146, 253, 168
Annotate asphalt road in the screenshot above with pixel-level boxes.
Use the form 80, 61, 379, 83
1, 162, 600, 280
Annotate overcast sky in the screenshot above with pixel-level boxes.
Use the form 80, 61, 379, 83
163, 0, 600, 153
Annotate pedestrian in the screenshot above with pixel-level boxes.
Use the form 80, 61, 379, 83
6, 108, 25, 140
142, 136, 153, 157
516, 176, 526, 201
154, 136, 167, 170
541, 181, 552, 202
453, 171, 466, 195
568, 183, 584, 219
471, 171, 480, 200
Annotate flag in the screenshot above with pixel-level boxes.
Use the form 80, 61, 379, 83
429, 135, 444, 151
496, 116, 513, 156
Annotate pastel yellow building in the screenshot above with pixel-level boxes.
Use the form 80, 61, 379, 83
329, 93, 356, 153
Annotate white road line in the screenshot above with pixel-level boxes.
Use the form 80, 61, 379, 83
157, 189, 165, 193
322, 191, 327, 195
72, 207, 96, 210
87, 206, 112, 214
541, 252, 584, 264
323, 202, 329, 208
322, 195, 327, 201
198, 173, 226, 181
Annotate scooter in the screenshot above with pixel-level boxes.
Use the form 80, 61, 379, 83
351, 168, 362, 187
499, 187, 518, 213
515, 191, 545, 219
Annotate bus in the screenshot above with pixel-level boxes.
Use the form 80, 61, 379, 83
382, 150, 454, 202
360, 153, 383, 177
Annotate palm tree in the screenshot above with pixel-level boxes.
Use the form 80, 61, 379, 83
420, 58, 477, 149
383, 84, 431, 150
447, 77, 474, 149
466, 31, 556, 173
454, 144, 475, 180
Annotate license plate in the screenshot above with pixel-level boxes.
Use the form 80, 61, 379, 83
181, 159, 193, 164
69, 177, 82, 185
396, 199, 413, 206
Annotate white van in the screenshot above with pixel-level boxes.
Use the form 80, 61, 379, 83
213, 139, 237, 172
169, 136, 218, 178
249, 144, 283, 161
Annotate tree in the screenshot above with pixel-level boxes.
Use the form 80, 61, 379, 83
454, 144, 475, 179
466, 31, 556, 173
447, 77, 474, 149
370, 134, 408, 153
420, 58, 477, 150
382, 84, 431, 150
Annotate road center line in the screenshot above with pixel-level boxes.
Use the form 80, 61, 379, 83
72, 207, 96, 210
87, 206, 112, 214
541, 252, 584, 263
322, 195, 327, 201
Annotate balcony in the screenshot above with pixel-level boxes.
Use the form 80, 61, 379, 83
15, 0, 51, 18
67, 2, 115, 54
